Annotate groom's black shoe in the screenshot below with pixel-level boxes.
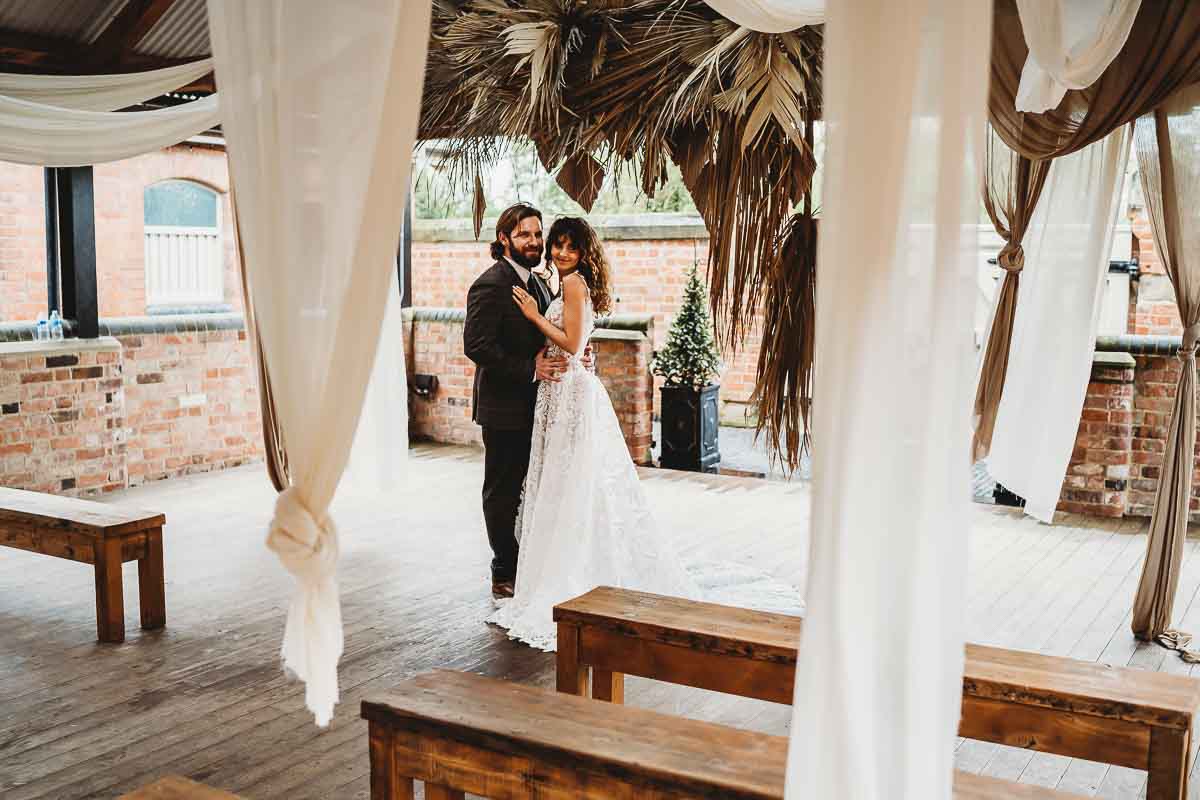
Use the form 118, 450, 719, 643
491, 581, 515, 600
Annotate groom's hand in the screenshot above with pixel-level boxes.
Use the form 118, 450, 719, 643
534, 347, 569, 383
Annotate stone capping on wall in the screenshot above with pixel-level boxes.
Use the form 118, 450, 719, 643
1095, 334, 1183, 355
413, 213, 709, 243
401, 306, 654, 338
0, 313, 246, 343
0, 336, 121, 357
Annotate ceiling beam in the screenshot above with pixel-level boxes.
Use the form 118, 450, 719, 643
86, 0, 181, 68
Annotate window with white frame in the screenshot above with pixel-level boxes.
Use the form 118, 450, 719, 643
143, 180, 224, 308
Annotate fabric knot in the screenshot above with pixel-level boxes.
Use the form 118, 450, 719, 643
267, 487, 339, 586
1183, 323, 1200, 359
997, 241, 1024, 272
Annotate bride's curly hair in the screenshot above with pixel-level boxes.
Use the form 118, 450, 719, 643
545, 216, 613, 315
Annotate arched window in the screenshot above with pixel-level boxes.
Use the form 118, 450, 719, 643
143, 180, 224, 308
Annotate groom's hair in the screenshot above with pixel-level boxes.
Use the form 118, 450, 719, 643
490, 203, 543, 260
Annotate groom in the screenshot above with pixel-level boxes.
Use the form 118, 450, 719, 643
465, 203, 572, 600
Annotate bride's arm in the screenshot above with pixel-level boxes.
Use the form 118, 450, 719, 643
513, 275, 589, 355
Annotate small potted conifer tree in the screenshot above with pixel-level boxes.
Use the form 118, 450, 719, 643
653, 263, 722, 473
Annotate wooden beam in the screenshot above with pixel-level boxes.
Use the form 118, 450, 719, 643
86, 0, 181, 68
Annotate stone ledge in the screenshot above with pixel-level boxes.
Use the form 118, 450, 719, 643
0, 314, 246, 343
414, 213, 708, 243
1093, 352, 1136, 367
0, 336, 121, 356
402, 306, 653, 334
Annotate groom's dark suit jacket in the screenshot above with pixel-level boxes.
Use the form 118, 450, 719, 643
464, 259, 553, 430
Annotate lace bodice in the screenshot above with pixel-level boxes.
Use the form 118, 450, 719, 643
543, 281, 594, 364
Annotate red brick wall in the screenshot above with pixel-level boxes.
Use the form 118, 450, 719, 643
0, 325, 262, 496
404, 311, 656, 463
0, 164, 49, 324
120, 328, 261, 485
1061, 356, 1134, 517
0, 342, 125, 494
1130, 208, 1183, 337
0, 144, 240, 325
411, 232, 759, 422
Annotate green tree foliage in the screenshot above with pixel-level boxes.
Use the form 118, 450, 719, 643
411, 139, 698, 219
652, 263, 722, 389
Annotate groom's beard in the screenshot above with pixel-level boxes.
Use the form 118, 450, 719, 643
509, 247, 542, 270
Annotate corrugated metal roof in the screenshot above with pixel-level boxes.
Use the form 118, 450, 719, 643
135, 0, 209, 59
0, 0, 129, 43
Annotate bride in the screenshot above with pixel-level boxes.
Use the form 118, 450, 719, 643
488, 216, 801, 651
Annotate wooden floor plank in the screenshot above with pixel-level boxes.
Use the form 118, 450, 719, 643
1, 443, 1196, 799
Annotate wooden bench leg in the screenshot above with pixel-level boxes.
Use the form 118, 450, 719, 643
593, 669, 625, 704
94, 537, 124, 643
368, 722, 415, 800
1147, 727, 1189, 800
556, 621, 589, 696
137, 528, 166, 630
424, 785, 464, 800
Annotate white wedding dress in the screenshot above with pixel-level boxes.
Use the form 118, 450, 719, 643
489, 287, 804, 651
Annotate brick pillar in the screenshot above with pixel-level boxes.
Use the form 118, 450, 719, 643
1060, 352, 1135, 517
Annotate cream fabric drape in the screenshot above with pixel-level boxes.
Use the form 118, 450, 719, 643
972, 128, 1051, 462
0, 59, 213, 111
1014, 0, 1142, 114
0, 93, 218, 167
1131, 83, 1200, 643
206, 0, 431, 726
702, 0, 823, 31
987, 126, 1131, 524
785, 1, 990, 797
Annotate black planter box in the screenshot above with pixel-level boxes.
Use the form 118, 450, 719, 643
660, 383, 720, 473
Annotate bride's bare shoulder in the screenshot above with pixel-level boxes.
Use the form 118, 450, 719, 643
562, 271, 588, 295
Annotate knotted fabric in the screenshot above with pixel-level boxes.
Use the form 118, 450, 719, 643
972, 128, 1051, 462
267, 487, 342, 726
1131, 87, 1200, 648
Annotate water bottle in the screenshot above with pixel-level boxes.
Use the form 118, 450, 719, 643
49, 309, 63, 341
35, 312, 47, 341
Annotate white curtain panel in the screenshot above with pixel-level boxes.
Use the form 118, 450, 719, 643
703, 0, 823, 31
987, 126, 1130, 523
207, 0, 431, 726
0, 93, 219, 166
0, 58, 213, 111
786, 1, 990, 798
339, 268, 409, 500
1015, 0, 1142, 114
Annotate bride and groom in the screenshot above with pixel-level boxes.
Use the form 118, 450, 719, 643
465, 203, 799, 652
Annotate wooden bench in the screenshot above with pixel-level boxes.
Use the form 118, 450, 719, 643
0, 485, 166, 643
555, 586, 1200, 800
119, 776, 241, 799
362, 669, 1085, 799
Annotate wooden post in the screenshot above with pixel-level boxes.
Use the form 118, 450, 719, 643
556, 621, 589, 696
592, 669, 625, 704
1147, 727, 1189, 800
53, 166, 99, 339
93, 537, 124, 643
368, 722, 414, 800
138, 528, 166, 630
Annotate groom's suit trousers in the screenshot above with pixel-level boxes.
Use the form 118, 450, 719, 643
481, 425, 533, 582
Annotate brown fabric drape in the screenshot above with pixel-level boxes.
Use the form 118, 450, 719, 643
972, 127, 1051, 462
1131, 85, 1200, 644
229, 185, 290, 493
989, 0, 1200, 161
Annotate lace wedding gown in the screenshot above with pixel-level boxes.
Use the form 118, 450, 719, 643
489, 289, 803, 651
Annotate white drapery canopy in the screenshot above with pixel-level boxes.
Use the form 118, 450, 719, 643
986, 127, 1131, 523
206, 0, 429, 727
0, 58, 213, 111
0, 59, 219, 167
1014, 0, 1142, 114
702, 0, 823, 31
785, 0, 990, 797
